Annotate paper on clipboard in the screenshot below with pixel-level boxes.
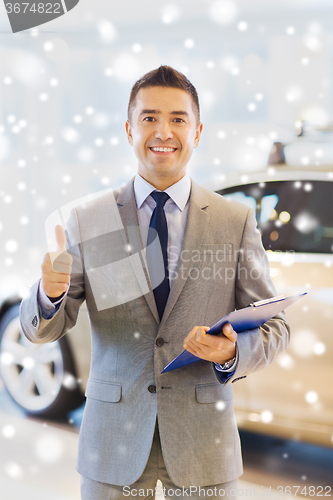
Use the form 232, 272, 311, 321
161, 292, 307, 374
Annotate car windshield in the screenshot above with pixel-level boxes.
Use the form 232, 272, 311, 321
216, 180, 333, 253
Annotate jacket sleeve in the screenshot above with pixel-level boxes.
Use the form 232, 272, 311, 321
19, 208, 85, 344
214, 207, 290, 385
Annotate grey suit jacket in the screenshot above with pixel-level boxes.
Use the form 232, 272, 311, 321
20, 177, 290, 487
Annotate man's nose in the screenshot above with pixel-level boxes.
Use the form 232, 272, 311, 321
154, 120, 173, 141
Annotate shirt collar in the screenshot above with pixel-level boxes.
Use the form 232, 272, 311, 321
134, 173, 191, 212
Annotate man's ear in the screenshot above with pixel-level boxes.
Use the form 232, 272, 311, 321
194, 122, 203, 148
125, 120, 133, 146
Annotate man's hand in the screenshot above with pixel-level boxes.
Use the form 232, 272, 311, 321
183, 323, 237, 365
41, 225, 73, 298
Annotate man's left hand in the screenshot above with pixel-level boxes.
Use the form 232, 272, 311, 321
183, 323, 237, 365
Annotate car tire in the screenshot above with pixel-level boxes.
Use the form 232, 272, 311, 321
0, 303, 85, 418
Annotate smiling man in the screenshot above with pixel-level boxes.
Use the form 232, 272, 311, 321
20, 66, 290, 500
125, 84, 202, 191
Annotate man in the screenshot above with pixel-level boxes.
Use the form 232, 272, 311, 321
20, 66, 290, 499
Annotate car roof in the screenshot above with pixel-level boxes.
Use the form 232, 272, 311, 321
205, 166, 333, 192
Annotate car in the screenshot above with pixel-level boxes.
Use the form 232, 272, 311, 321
212, 163, 333, 448
0, 298, 89, 418
0, 161, 332, 447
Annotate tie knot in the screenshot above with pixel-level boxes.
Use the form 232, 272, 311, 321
151, 191, 170, 208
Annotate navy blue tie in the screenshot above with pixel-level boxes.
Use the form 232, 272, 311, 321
147, 191, 170, 320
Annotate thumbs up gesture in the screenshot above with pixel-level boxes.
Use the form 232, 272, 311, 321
41, 225, 73, 299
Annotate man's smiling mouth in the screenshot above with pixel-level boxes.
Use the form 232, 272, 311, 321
149, 147, 177, 152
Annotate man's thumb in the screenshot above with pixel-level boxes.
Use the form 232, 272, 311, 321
55, 225, 67, 253
222, 322, 237, 342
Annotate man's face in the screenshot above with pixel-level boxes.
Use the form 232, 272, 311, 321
126, 86, 203, 187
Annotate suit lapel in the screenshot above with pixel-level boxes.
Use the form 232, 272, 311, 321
115, 178, 160, 324
159, 179, 210, 330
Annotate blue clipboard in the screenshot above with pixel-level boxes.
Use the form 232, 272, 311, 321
161, 292, 307, 374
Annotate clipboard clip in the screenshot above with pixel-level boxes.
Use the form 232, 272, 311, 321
250, 295, 285, 307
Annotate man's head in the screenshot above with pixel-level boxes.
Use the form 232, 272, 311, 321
127, 65, 200, 126
126, 66, 203, 190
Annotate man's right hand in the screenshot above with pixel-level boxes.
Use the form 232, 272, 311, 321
41, 225, 73, 299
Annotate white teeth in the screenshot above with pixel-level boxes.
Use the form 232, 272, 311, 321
151, 147, 176, 152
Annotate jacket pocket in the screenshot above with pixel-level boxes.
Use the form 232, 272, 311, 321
85, 379, 122, 402
195, 383, 233, 403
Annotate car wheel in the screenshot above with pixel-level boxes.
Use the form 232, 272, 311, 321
0, 303, 85, 418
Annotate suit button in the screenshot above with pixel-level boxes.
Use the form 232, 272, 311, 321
148, 385, 156, 393
156, 338, 164, 347
32, 316, 38, 327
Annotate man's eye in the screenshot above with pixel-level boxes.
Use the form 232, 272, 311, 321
174, 118, 185, 123
143, 117, 155, 122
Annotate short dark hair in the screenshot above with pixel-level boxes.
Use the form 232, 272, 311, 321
127, 65, 200, 125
